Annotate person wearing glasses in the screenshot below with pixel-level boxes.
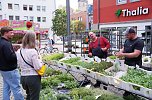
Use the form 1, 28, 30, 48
88, 32, 110, 58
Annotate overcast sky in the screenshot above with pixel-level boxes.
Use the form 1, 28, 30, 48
56, 0, 93, 9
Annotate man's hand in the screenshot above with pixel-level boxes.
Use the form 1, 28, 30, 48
101, 47, 107, 51
88, 52, 92, 57
115, 52, 124, 57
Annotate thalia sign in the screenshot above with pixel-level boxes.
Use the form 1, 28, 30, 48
115, 7, 149, 17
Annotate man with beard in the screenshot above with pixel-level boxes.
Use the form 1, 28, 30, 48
115, 27, 144, 67
0, 27, 24, 100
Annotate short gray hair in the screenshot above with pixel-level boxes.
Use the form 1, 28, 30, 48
22, 32, 36, 48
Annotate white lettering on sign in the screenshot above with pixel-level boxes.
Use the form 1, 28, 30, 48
122, 7, 149, 17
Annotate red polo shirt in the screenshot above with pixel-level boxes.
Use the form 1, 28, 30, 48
88, 37, 110, 53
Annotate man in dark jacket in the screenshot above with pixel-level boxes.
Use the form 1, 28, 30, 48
0, 27, 24, 100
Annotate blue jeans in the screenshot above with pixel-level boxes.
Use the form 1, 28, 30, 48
0, 69, 24, 100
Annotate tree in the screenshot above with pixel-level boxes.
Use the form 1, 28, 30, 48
51, 9, 67, 36
71, 20, 85, 34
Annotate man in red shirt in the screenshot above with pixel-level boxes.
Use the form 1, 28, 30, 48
88, 32, 110, 58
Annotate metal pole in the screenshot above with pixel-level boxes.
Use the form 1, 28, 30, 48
98, 0, 100, 30
66, 0, 71, 52
86, 0, 89, 31
150, 20, 152, 58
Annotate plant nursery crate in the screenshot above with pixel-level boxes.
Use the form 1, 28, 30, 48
108, 77, 124, 89
126, 82, 152, 99
66, 64, 83, 74
95, 72, 110, 84
66, 64, 86, 74
50, 60, 58, 66
143, 63, 152, 67
73, 66, 86, 74
57, 62, 68, 69
45, 60, 54, 65
107, 77, 132, 92
142, 87, 152, 99
85, 69, 97, 79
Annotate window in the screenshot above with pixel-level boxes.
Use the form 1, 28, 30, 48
29, 5, 33, 11
24, 16, 28, 21
29, 16, 34, 21
0, 2, 2, 10
8, 3, 13, 9
42, 17, 46, 22
78, 17, 82, 21
130, 0, 140, 2
37, 17, 41, 22
9, 15, 13, 20
37, 6, 41, 11
0, 15, 2, 20
14, 4, 19, 10
116, 0, 127, 5
15, 16, 20, 20
23, 5, 27, 10
42, 6, 46, 12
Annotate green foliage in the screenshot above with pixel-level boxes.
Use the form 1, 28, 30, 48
70, 88, 94, 99
89, 61, 113, 73
71, 20, 85, 34
56, 94, 70, 100
83, 95, 96, 100
121, 68, 152, 89
44, 67, 62, 77
61, 57, 81, 64
42, 53, 64, 61
97, 94, 124, 100
64, 81, 79, 89
61, 57, 113, 73
41, 73, 78, 89
124, 94, 145, 100
40, 88, 57, 100
143, 58, 148, 62
109, 56, 117, 60
51, 9, 67, 36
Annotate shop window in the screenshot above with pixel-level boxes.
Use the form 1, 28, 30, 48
29, 5, 33, 11
116, 0, 127, 5
29, 16, 34, 21
42, 17, 46, 22
9, 15, 13, 20
130, 0, 140, 2
78, 17, 82, 21
37, 6, 41, 11
37, 17, 41, 22
0, 2, 2, 10
24, 16, 28, 21
8, 3, 13, 9
14, 4, 19, 10
23, 5, 27, 10
0, 15, 2, 20
42, 6, 46, 12
15, 16, 20, 20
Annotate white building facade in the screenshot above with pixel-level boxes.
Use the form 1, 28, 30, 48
0, 0, 56, 29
